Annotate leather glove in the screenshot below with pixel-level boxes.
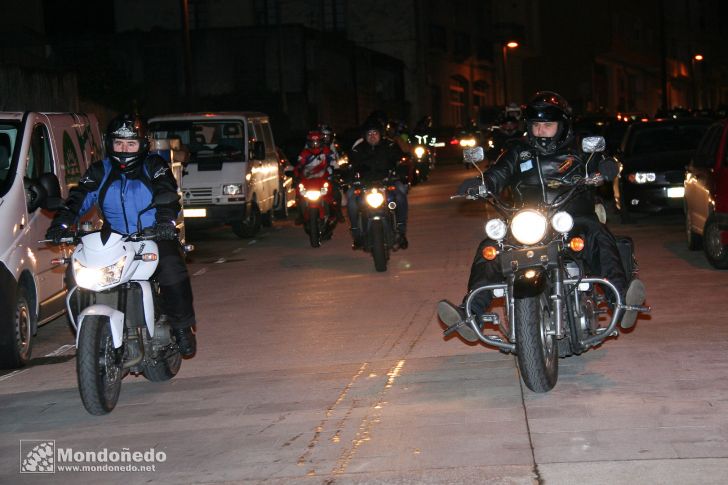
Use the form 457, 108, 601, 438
152, 222, 177, 240
45, 223, 72, 244
457, 177, 483, 196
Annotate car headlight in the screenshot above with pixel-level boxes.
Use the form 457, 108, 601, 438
223, 184, 243, 195
73, 257, 126, 289
551, 211, 574, 234
414, 146, 426, 158
629, 172, 656, 184
510, 210, 548, 245
365, 189, 385, 208
459, 138, 476, 147
485, 218, 507, 240
304, 190, 322, 201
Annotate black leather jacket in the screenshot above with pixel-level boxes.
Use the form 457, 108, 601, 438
483, 139, 616, 218
349, 138, 404, 183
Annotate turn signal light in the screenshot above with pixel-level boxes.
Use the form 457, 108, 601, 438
569, 237, 585, 252
482, 246, 498, 260
354, 189, 362, 195
141, 253, 158, 262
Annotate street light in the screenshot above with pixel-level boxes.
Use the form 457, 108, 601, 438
502, 41, 519, 105
691, 54, 704, 110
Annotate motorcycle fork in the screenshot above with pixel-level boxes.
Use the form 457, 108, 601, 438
549, 267, 565, 339
118, 284, 145, 369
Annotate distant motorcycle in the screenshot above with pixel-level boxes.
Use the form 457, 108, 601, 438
411, 143, 433, 184
440, 140, 649, 392
295, 175, 339, 248
45, 195, 188, 415
350, 173, 404, 272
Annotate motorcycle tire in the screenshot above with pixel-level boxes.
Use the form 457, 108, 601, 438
371, 219, 388, 272
514, 295, 558, 392
308, 208, 321, 248
142, 351, 181, 382
77, 316, 123, 415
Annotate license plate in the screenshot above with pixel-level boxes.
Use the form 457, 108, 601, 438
183, 208, 207, 218
667, 187, 684, 198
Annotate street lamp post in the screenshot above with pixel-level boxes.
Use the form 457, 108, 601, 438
691, 54, 704, 110
501, 41, 519, 105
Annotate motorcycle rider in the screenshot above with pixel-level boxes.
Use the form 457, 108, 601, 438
489, 115, 523, 159
439, 91, 646, 341
348, 119, 409, 249
318, 124, 341, 162
294, 130, 344, 222
45, 114, 197, 358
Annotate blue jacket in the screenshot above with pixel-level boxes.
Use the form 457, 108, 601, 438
54, 155, 180, 234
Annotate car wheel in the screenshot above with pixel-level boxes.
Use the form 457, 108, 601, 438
703, 215, 728, 269
0, 286, 34, 369
232, 203, 261, 238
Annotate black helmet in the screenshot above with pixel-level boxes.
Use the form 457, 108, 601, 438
524, 91, 573, 154
318, 124, 334, 144
106, 114, 149, 174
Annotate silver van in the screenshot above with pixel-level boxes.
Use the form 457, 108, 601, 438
148, 112, 280, 238
0, 112, 103, 368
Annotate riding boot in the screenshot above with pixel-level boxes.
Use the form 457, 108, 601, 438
350, 228, 363, 250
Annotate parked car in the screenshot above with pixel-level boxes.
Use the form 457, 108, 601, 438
684, 119, 728, 268
0, 112, 103, 368
613, 118, 712, 221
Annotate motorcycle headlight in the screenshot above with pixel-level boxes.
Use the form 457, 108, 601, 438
366, 189, 385, 208
304, 190, 322, 201
414, 146, 426, 158
222, 184, 242, 195
485, 218, 507, 240
551, 211, 574, 234
73, 256, 126, 289
510, 210, 548, 245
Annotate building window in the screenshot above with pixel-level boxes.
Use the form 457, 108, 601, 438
323, 0, 346, 32
473, 80, 489, 109
429, 24, 447, 51
449, 76, 468, 126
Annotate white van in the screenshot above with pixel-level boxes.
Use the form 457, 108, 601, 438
0, 112, 103, 368
148, 112, 280, 238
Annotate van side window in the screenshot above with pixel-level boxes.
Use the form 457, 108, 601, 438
26, 124, 54, 179
260, 121, 276, 155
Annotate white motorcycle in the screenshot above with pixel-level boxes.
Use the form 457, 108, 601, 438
48, 196, 188, 415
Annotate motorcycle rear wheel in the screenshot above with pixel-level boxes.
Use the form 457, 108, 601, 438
371, 219, 388, 272
514, 295, 558, 392
308, 208, 321, 248
77, 316, 123, 415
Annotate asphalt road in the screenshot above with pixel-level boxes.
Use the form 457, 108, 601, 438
2, 163, 728, 484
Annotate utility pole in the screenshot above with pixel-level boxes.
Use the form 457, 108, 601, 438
180, 0, 194, 110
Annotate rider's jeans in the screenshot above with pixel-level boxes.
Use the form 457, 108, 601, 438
155, 240, 196, 329
347, 181, 408, 235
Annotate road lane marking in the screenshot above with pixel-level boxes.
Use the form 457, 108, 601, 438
297, 362, 369, 471
215, 258, 226, 264
247, 240, 257, 245
193, 267, 208, 276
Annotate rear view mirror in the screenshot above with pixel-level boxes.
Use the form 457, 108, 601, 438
463, 146, 484, 164
582, 136, 606, 153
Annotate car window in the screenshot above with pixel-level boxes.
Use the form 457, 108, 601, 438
26, 123, 54, 179
628, 124, 709, 156
0, 123, 20, 197
693, 125, 723, 168
150, 120, 244, 160
259, 121, 276, 155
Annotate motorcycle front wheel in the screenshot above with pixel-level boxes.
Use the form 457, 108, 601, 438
371, 219, 388, 272
308, 208, 321, 248
77, 316, 123, 415
514, 294, 558, 392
